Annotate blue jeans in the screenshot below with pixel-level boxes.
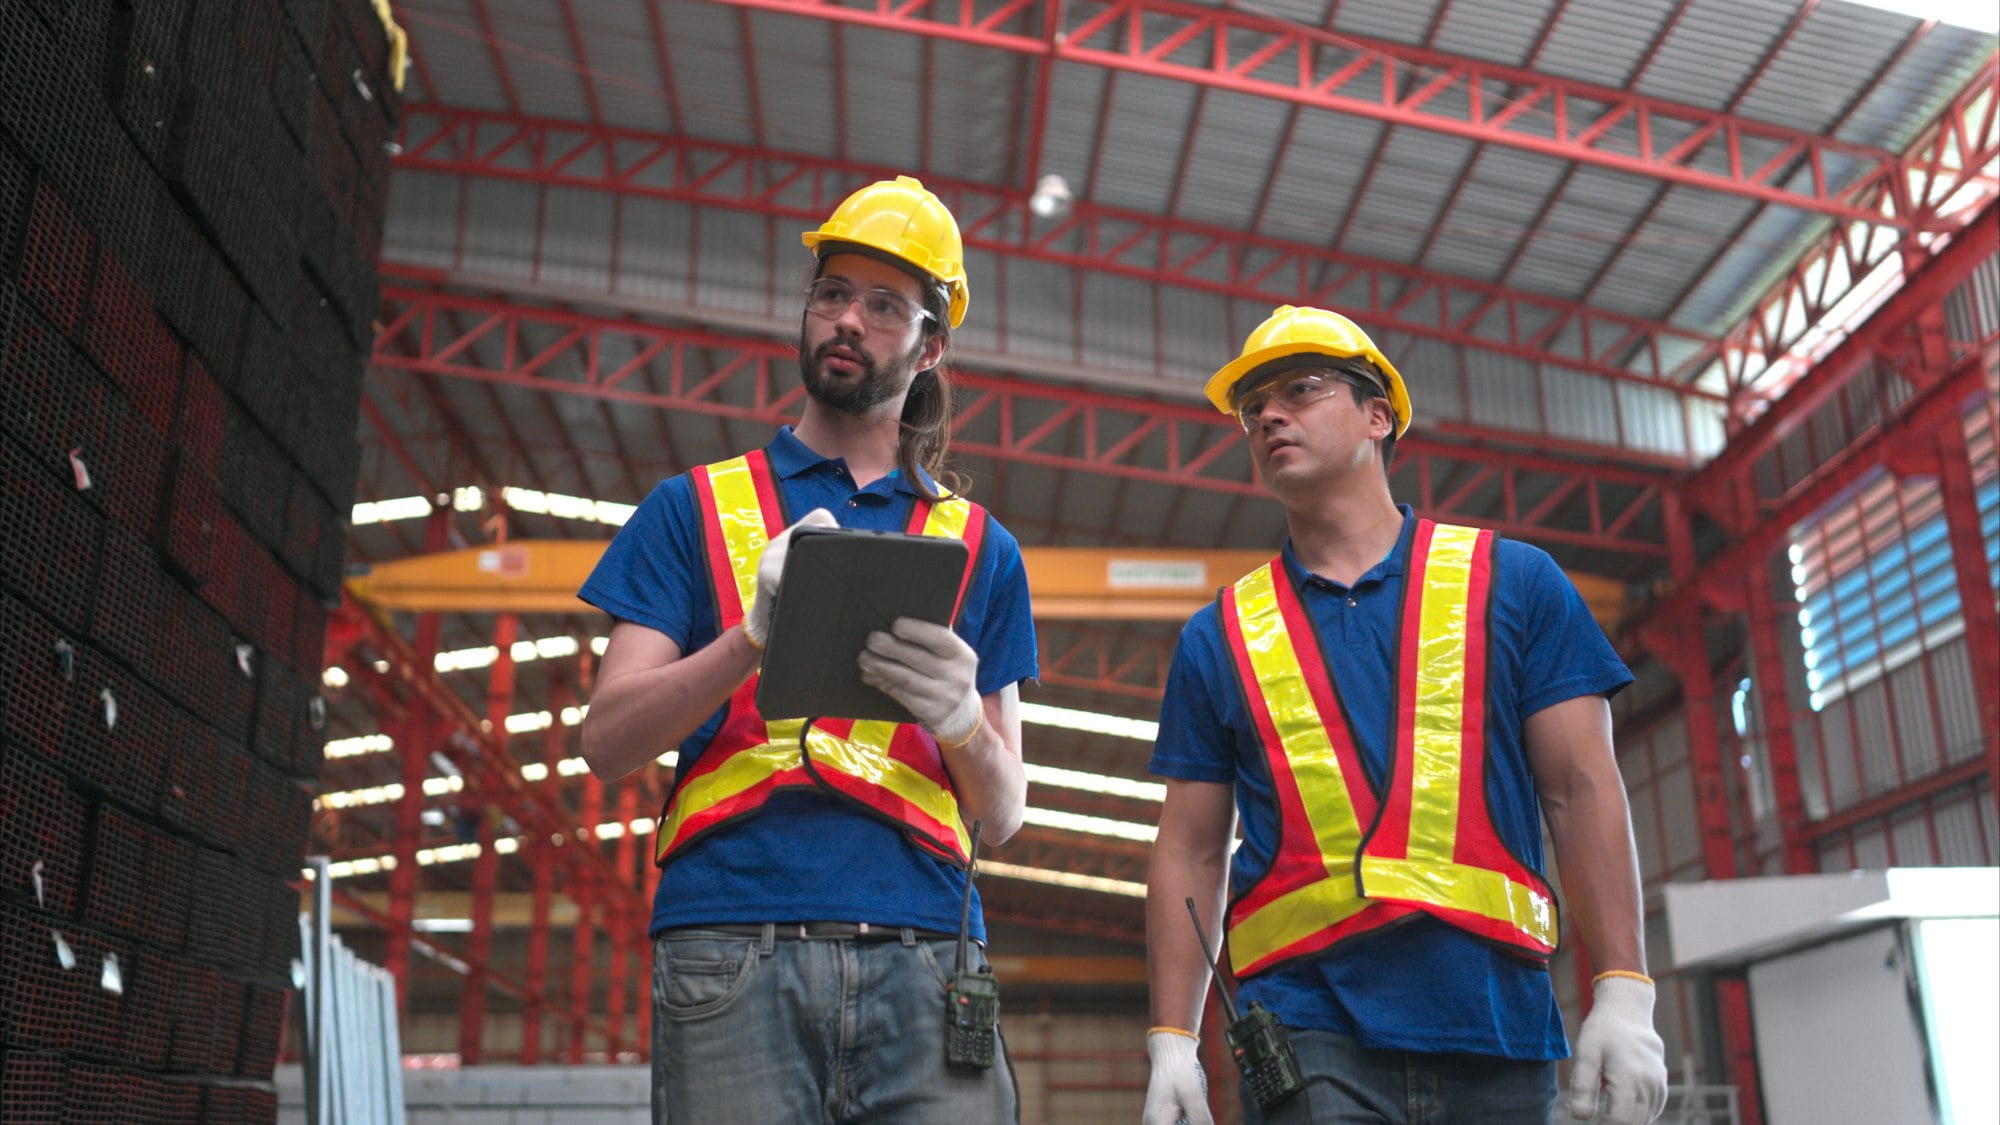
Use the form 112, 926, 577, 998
650, 925, 1018, 1124
1246, 1028, 1556, 1125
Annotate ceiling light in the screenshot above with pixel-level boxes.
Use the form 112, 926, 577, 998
1029, 173, 1073, 219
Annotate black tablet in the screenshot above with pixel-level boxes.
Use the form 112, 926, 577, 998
754, 526, 971, 722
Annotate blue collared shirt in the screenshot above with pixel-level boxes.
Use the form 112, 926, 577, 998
1149, 506, 1632, 1059
581, 427, 1038, 939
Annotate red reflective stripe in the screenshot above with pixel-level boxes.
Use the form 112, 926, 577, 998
903, 499, 932, 533
747, 451, 785, 536
952, 508, 986, 622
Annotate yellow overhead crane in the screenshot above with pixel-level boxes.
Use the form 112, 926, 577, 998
344, 540, 1631, 633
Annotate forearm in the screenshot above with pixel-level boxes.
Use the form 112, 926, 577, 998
1544, 771, 1648, 974
580, 625, 761, 781
941, 689, 1026, 843
1146, 811, 1231, 1030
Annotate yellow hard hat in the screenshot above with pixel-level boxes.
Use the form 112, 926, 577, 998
802, 176, 970, 328
1205, 305, 1412, 438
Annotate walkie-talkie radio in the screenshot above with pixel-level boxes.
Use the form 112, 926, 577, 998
945, 821, 998, 1069
1185, 897, 1306, 1111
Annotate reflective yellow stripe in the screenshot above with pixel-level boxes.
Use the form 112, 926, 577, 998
919, 494, 969, 539
706, 455, 768, 620
1404, 523, 1479, 864
1227, 565, 1368, 970
1357, 854, 1556, 944
1237, 567, 1366, 865
1227, 865, 1373, 973
658, 741, 802, 846
807, 722, 969, 851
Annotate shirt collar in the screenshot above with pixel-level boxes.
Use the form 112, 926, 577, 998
1280, 504, 1418, 590
765, 425, 939, 497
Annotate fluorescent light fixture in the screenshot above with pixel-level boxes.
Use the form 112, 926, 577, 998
980, 860, 1145, 898
1025, 763, 1164, 803
1020, 807, 1157, 843
325, 734, 395, 759
1019, 701, 1157, 742
351, 495, 433, 525
412, 918, 475, 933
322, 666, 351, 689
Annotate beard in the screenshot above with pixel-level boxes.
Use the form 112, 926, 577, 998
798, 330, 924, 414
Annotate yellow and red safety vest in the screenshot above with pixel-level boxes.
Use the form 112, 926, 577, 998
1222, 520, 1560, 977
652, 450, 987, 868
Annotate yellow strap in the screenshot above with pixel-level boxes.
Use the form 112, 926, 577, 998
1403, 523, 1479, 863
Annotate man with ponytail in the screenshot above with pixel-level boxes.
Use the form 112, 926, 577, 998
579, 177, 1035, 1124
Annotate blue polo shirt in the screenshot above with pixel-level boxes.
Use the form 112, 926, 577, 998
580, 427, 1038, 940
1149, 506, 1631, 1059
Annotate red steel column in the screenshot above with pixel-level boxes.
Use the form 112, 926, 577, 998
1662, 493, 1741, 881
1661, 492, 1762, 1124
385, 503, 451, 1010
607, 782, 639, 1056
1935, 421, 2000, 815
567, 770, 606, 1063
458, 613, 518, 1063
522, 679, 569, 1063
1734, 483, 1816, 875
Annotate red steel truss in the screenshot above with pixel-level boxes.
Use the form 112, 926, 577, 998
327, 595, 648, 919
371, 283, 1675, 559
393, 105, 1728, 394
684, 0, 1988, 230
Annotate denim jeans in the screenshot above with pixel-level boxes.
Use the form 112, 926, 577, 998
650, 925, 1018, 1124
1246, 1028, 1556, 1125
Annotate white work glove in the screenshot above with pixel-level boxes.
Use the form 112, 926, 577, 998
1569, 975, 1668, 1124
857, 618, 982, 745
742, 508, 838, 649
1143, 1029, 1211, 1125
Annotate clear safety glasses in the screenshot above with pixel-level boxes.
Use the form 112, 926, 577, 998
803, 277, 936, 332
1233, 367, 1373, 431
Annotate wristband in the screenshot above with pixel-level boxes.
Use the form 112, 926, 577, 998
935, 721, 980, 751
1592, 970, 1653, 986
1148, 1026, 1198, 1040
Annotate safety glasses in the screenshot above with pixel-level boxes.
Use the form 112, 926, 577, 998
803, 277, 936, 331
1233, 367, 1370, 431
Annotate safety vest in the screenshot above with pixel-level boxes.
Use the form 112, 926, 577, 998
653, 450, 986, 868
1222, 520, 1560, 978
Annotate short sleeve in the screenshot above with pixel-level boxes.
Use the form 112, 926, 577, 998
965, 517, 1038, 695
577, 476, 709, 650
1498, 541, 1633, 718
1148, 605, 1239, 783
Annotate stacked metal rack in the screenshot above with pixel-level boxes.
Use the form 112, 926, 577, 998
0, 0, 401, 1120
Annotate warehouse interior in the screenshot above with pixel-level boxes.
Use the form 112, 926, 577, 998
0, 0, 1995, 1121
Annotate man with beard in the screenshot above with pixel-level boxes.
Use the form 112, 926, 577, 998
579, 177, 1035, 1124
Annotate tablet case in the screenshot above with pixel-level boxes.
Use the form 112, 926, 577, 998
754, 526, 971, 723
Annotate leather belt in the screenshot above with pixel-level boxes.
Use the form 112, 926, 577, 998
669, 922, 957, 943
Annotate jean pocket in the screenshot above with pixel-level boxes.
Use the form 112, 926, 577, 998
659, 942, 756, 1020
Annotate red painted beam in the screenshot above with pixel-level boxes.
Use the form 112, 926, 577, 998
371, 285, 1677, 559
392, 104, 1725, 392
1693, 197, 1999, 500
678, 0, 1978, 230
